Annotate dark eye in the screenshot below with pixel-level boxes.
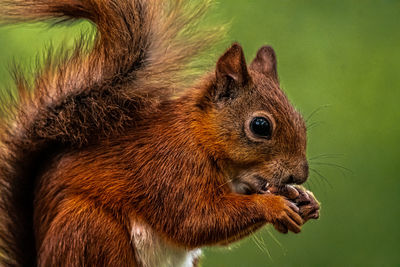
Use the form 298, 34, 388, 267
250, 117, 272, 138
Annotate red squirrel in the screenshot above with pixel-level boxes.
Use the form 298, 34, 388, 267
0, 0, 320, 266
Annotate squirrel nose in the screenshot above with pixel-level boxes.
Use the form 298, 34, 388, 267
287, 162, 309, 184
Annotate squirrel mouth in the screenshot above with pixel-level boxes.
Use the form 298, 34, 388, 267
258, 179, 270, 194
231, 174, 296, 195
258, 180, 300, 199
253, 175, 290, 195
231, 175, 271, 195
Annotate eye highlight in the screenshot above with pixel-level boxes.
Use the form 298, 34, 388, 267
250, 117, 272, 139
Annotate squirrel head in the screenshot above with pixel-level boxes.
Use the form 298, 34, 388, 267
194, 43, 308, 194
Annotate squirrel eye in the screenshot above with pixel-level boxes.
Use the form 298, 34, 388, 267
250, 117, 272, 139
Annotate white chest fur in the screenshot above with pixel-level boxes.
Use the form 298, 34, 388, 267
130, 220, 201, 267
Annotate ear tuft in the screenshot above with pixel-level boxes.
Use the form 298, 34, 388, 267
250, 45, 278, 81
214, 43, 250, 100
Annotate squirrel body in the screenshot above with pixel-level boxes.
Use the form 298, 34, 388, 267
0, 0, 320, 266
130, 221, 202, 267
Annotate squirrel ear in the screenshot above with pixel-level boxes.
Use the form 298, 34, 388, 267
215, 43, 250, 100
250, 45, 278, 82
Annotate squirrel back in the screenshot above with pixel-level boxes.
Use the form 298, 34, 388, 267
0, 0, 221, 265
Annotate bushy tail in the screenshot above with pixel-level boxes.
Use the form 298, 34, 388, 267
1, 0, 221, 90
0, 0, 223, 265
0, 0, 223, 144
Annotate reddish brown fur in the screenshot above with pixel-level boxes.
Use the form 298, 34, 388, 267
0, 0, 319, 266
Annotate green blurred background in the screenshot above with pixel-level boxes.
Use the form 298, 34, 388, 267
0, 0, 399, 266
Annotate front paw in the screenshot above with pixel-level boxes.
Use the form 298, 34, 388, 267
293, 186, 320, 222
264, 194, 303, 234
270, 185, 320, 222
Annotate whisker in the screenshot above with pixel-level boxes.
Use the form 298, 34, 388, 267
251, 232, 272, 260
311, 162, 352, 175
217, 178, 234, 190
304, 178, 315, 191
309, 153, 344, 161
305, 104, 331, 123
266, 226, 285, 256
310, 168, 333, 189
307, 121, 324, 130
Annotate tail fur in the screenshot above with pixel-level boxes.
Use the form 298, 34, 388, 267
0, 0, 223, 265
0, 0, 222, 145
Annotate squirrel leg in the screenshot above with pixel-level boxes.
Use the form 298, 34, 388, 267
35, 197, 138, 267
143, 192, 303, 247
